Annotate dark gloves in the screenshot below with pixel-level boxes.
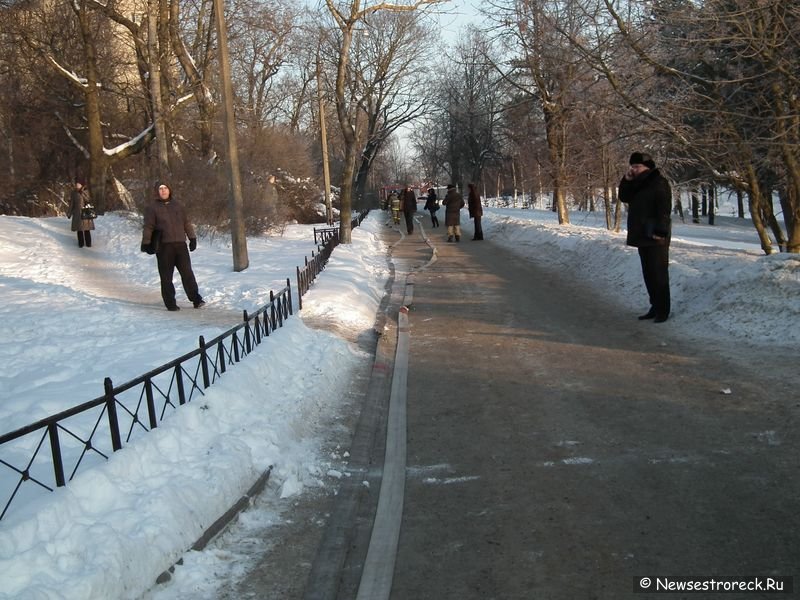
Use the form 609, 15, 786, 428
141, 243, 148, 253
189, 238, 197, 252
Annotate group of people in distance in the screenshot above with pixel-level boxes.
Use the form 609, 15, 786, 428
388, 183, 483, 242
69, 149, 670, 322
386, 150, 672, 323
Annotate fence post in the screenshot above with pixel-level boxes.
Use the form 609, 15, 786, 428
104, 377, 123, 451
145, 378, 157, 429
254, 311, 262, 344
233, 331, 240, 363
218, 339, 227, 374
199, 336, 210, 389
286, 278, 293, 315
175, 365, 187, 405
296, 266, 303, 310
243, 310, 252, 354
48, 423, 66, 488
270, 290, 277, 331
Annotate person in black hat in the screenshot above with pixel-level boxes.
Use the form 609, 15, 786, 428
618, 152, 672, 323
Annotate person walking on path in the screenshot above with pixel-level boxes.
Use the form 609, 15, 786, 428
423, 188, 440, 228
389, 191, 401, 225
402, 185, 417, 234
618, 152, 672, 323
140, 183, 205, 312
467, 183, 483, 240
442, 184, 465, 242
67, 178, 95, 248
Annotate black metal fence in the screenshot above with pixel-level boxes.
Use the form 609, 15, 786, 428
0, 211, 369, 522
0, 283, 293, 521
298, 212, 369, 310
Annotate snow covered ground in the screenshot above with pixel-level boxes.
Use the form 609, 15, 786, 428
0, 204, 798, 599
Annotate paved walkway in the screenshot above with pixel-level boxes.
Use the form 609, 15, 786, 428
345, 213, 798, 600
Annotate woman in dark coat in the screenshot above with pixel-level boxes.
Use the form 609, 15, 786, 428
67, 179, 95, 248
619, 152, 673, 323
467, 183, 483, 240
442, 184, 465, 242
423, 188, 440, 228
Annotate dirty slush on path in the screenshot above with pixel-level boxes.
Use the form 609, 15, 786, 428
201, 216, 799, 600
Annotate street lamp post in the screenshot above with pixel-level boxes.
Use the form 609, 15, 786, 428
316, 52, 334, 226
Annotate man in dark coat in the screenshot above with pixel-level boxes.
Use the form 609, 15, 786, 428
141, 183, 205, 311
401, 185, 417, 234
619, 152, 672, 323
467, 182, 483, 240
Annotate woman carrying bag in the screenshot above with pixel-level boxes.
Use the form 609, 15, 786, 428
67, 178, 96, 248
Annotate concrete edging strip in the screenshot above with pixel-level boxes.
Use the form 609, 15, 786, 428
355, 303, 411, 600
155, 466, 272, 585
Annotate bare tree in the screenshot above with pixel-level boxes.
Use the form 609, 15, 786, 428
490, 0, 602, 224
445, 27, 507, 188
586, 0, 800, 253
349, 10, 437, 206
322, 0, 449, 244
227, 0, 298, 132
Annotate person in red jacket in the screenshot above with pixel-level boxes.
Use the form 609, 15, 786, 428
619, 152, 672, 323
141, 183, 205, 311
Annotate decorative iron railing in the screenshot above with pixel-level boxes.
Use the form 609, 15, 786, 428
0, 211, 370, 522
298, 212, 369, 310
0, 282, 293, 521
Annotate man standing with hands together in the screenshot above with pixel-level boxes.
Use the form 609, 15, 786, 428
618, 152, 673, 323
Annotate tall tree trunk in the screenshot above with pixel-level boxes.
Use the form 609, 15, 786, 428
339, 140, 355, 242
148, 0, 170, 179
332, 20, 356, 243
76, 0, 108, 213
354, 138, 381, 208
707, 184, 715, 226
759, 185, 786, 251
772, 82, 800, 252
170, 0, 215, 159
745, 164, 775, 254
544, 108, 570, 224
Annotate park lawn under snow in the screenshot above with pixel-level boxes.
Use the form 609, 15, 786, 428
0, 204, 798, 600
